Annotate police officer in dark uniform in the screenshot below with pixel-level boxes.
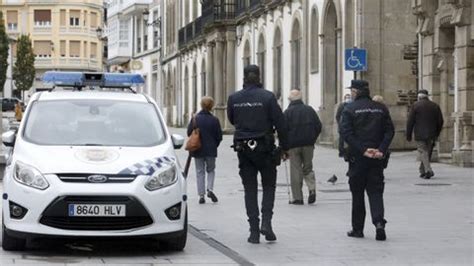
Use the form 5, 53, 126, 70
339, 80, 394, 241
227, 65, 289, 244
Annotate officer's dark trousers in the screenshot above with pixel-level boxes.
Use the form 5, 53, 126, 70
348, 158, 386, 231
237, 150, 276, 232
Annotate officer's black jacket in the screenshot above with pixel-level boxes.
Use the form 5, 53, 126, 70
227, 84, 289, 150
339, 95, 394, 156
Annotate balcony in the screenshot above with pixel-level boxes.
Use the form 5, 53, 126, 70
201, 1, 236, 26
178, 17, 204, 49
236, 0, 284, 17
36, 57, 101, 71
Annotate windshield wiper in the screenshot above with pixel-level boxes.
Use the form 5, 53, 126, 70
82, 143, 104, 146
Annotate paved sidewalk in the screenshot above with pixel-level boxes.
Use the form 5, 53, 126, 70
172, 128, 474, 266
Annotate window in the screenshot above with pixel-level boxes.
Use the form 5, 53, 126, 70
243, 40, 250, 67
291, 20, 302, 90
60, 10, 66, 26
70, 10, 80, 27
34, 10, 51, 27
137, 19, 142, 53
24, 100, 166, 147
91, 12, 98, 28
60, 41, 66, 57
153, 10, 159, 48
34, 41, 52, 57
6, 11, 18, 31
70, 41, 81, 57
143, 19, 148, 51
91, 43, 97, 59
310, 8, 319, 72
273, 27, 282, 101
83, 41, 88, 58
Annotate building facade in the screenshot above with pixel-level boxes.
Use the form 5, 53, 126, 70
1, 0, 104, 96
412, 0, 473, 167
170, 0, 419, 149
106, 0, 161, 103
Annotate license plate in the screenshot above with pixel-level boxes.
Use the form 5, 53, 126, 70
68, 204, 126, 217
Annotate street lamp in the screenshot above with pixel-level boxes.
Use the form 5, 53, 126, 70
142, 9, 161, 28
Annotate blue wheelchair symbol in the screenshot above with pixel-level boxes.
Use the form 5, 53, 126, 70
345, 48, 367, 71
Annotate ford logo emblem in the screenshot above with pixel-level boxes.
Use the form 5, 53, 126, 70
87, 175, 108, 183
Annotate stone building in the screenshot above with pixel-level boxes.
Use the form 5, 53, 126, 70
170, 0, 419, 150
106, 0, 161, 102
412, 0, 473, 167
1, 0, 104, 96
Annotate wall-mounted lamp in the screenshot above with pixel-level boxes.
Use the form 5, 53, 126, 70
143, 9, 161, 28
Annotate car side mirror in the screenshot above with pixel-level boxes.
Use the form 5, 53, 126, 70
171, 134, 185, 149
2, 130, 16, 147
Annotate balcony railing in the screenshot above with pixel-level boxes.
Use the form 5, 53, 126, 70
178, 16, 204, 49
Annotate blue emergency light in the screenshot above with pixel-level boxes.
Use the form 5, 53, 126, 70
42, 71, 145, 88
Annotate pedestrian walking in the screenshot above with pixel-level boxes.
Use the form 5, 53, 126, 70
14, 102, 23, 122
339, 80, 395, 241
406, 89, 444, 179
336, 92, 352, 158
284, 89, 322, 205
227, 65, 289, 244
187, 96, 223, 204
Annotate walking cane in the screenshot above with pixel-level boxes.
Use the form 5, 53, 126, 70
183, 153, 192, 178
284, 160, 292, 204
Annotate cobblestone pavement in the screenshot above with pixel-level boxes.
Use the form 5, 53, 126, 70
0, 127, 472, 265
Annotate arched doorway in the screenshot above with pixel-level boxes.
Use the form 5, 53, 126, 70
201, 58, 206, 97
243, 40, 250, 67
310, 7, 320, 72
192, 62, 198, 112
273, 27, 283, 105
291, 20, 302, 90
321, 0, 339, 144
183, 66, 189, 124
257, 34, 266, 87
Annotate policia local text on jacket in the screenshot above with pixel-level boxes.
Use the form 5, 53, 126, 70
339, 80, 395, 241
227, 65, 289, 244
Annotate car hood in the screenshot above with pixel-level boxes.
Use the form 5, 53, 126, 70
13, 141, 177, 175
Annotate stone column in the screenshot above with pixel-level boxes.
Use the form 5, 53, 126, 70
451, 23, 474, 167
214, 38, 225, 125
224, 31, 236, 132
206, 42, 214, 97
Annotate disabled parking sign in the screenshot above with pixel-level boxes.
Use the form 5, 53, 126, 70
345, 48, 367, 71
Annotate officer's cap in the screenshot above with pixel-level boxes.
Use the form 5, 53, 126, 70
244, 64, 260, 78
350, 80, 369, 91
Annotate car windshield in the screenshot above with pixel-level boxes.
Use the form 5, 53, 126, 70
23, 100, 166, 147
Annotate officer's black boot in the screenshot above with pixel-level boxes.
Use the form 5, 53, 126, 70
375, 223, 386, 241
347, 229, 364, 238
260, 220, 277, 241
247, 220, 260, 244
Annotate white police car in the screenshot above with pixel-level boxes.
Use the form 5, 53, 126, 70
1, 72, 187, 251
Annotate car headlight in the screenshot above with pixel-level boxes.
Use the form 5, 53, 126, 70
145, 162, 177, 191
13, 161, 49, 190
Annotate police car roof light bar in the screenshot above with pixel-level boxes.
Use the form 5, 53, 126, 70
42, 71, 145, 92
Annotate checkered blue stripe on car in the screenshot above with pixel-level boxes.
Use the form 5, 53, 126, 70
118, 156, 175, 175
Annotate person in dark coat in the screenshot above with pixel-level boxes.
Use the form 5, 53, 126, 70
187, 96, 223, 204
284, 89, 322, 205
340, 80, 395, 241
336, 92, 353, 158
406, 89, 444, 179
227, 65, 289, 244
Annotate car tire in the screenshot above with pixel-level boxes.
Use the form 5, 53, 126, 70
160, 208, 187, 251
2, 221, 26, 251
